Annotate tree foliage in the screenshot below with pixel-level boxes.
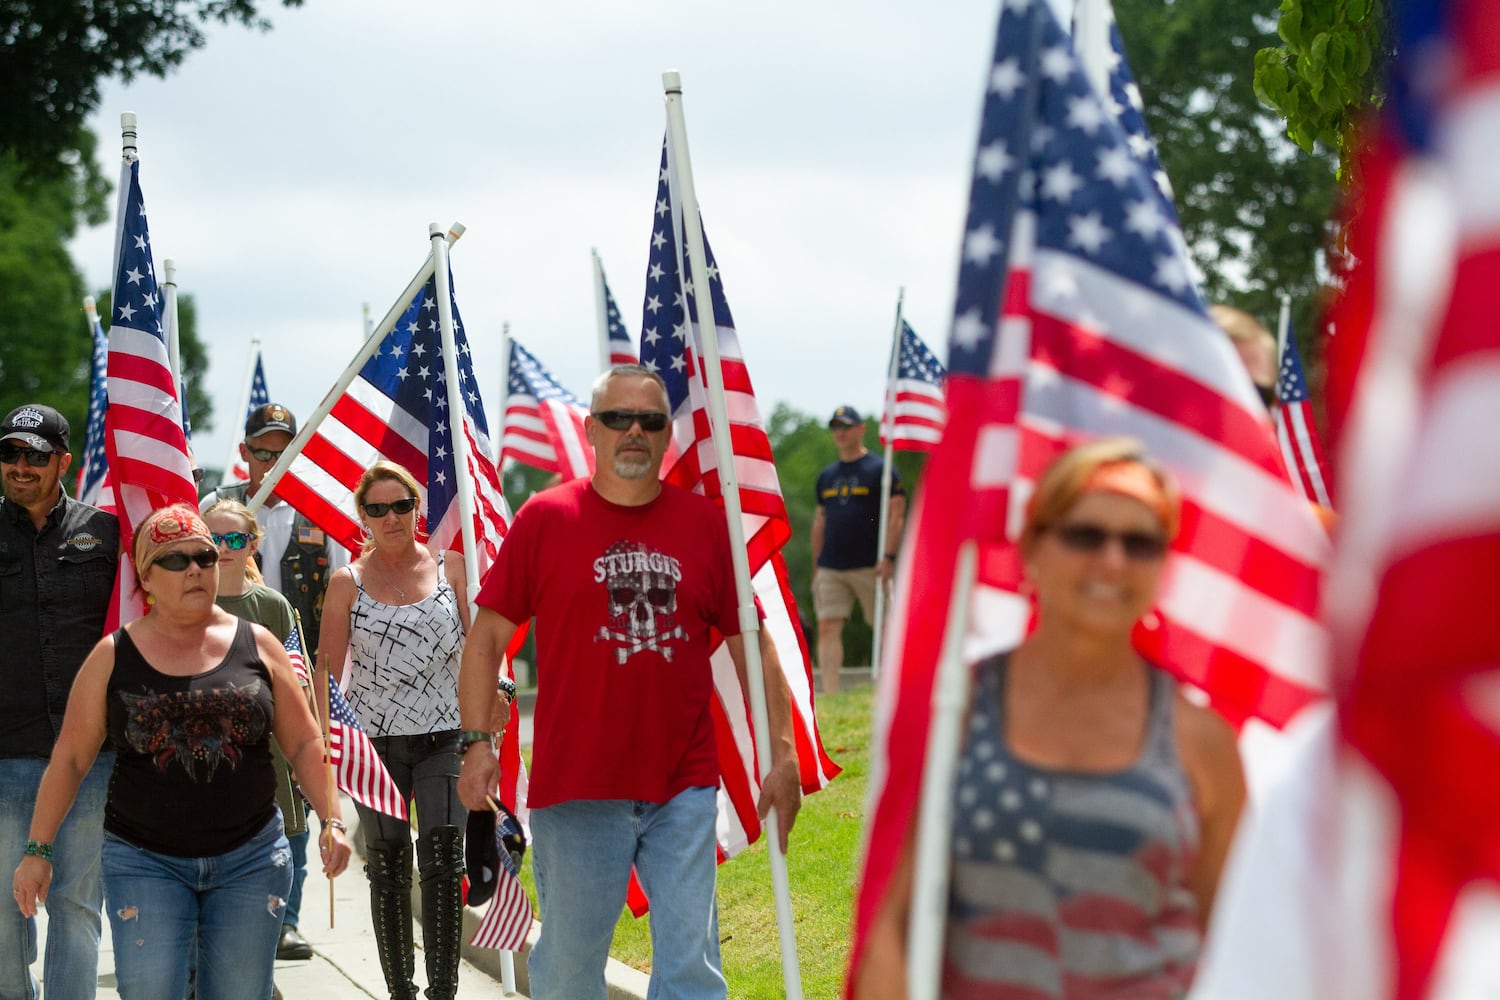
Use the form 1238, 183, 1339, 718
1252, 0, 1388, 176
1, 0, 302, 182
1116, 0, 1339, 336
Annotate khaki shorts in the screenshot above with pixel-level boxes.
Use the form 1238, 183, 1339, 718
814, 566, 879, 622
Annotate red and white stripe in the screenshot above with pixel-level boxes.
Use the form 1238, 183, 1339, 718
501, 392, 593, 481
884, 380, 946, 452
1276, 402, 1334, 509
663, 310, 842, 859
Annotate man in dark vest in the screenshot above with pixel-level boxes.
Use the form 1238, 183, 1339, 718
201, 401, 347, 960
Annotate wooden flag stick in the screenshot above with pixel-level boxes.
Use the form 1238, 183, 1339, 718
320, 651, 336, 928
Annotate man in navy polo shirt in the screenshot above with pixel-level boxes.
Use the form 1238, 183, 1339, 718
810, 405, 904, 694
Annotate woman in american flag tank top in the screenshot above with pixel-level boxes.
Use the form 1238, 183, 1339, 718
854, 439, 1246, 999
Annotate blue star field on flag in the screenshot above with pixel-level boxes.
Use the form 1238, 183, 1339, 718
112, 162, 166, 344
78, 309, 110, 506
947, 0, 1204, 378
1277, 325, 1314, 405
637, 139, 735, 414
896, 319, 947, 386
247, 352, 270, 419
358, 271, 490, 534
601, 263, 635, 363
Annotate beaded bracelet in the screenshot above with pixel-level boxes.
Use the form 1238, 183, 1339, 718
321, 818, 347, 834
23, 840, 52, 862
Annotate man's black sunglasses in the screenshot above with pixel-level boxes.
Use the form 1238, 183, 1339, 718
362, 497, 418, 518
0, 444, 54, 468
152, 549, 221, 571
1051, 522, 1168, 561
247, 446, 284, 463
593, 410, 669, 433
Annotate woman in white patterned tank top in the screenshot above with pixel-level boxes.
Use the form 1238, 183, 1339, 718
318, 460, 489, 1000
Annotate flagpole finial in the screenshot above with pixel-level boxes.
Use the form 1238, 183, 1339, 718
448, 221, 466, 241
120, 112, 138, 159
428, 222, 444, 238
662, 70, 683, 94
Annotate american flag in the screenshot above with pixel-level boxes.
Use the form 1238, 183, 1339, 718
468, 805, 534, 952
500, 339, 594, 480
272, 268, 511, 566
1273, 320, 1334, 509
223, 347, 271, 484
284, 624, 407, 820
638, 135, 841, 869
76, 298, 114, 510
598, 257, 637, 366
879, 320, 947, 452
1326, 2, 1500, 995
849, 0, 1331, 985
104, 154, 198, 623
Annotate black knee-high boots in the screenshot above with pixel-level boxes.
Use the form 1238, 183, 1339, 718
366, 839, 420, 1000
416, 825, 465, 1000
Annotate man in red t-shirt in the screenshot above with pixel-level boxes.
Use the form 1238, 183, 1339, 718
457, 365, 802, 999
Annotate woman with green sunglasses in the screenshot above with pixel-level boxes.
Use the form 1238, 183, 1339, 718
204, 499, 294, 646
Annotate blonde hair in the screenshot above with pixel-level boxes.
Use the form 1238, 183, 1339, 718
353, 460, 423, 553
1020, 438, 1181, 552
203, 498, 266, 585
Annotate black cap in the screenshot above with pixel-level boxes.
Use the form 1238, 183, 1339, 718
828, 405, 862, 428
245, 402, 297, 440
465, 801, 527, 907
1, 404, 70, 453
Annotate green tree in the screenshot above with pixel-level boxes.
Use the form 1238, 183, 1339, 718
1252, 0, 1388, 177
2, 0, 303, 182
0, 152, 95, 433
1116, 0, 1339, 336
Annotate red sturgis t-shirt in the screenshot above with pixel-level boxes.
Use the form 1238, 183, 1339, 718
477, 478, 739, 809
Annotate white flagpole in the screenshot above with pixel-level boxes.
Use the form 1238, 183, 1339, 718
496, 322, 511, 465
221, 339, 261, 486
907, 543, 978, 1000
871, 290, 905, 681
663, 70, 803, 999
362, 300, 373, 340
591, 248, 611, 371
83, 296, 100, 332
429, 223, 516, 989
1072, 0, 1114, 96
246, 223, 466, 514
114, 114, 136, 283
162, 258, 183, 428
430, 223, 482, 619
1277, 292, 1292, 362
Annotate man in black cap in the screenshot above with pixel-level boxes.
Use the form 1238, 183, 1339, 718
811, 405, 905, 694
201, 402, 346, 960
0, 403, 119, 999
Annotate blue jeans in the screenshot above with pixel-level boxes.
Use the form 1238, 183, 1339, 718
102, 812, 291, 1000
528, 786, 724, 1000
0, 752, 113, 1000
284, 828, 308, 928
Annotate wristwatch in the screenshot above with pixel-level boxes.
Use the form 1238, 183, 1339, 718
460, 729, 493, 751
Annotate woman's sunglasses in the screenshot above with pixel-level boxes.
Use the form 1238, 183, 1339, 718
592, 410, 669, 432
0, 444, 54, 468
211, 532, 251, 551
361, 497, 418, 518
152, 549, 221, 571
1051, 523, 1168, 561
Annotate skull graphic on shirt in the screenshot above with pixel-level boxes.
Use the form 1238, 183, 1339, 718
594, 540, 686, 664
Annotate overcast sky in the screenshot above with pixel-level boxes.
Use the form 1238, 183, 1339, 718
67, 0, 1049, 472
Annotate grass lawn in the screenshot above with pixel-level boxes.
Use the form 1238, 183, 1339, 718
519, 683, 874, 998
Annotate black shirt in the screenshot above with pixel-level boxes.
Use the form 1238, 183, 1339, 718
815, 452, 903, 570
0, 492, 118, 758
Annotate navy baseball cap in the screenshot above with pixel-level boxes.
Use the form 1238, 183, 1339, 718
1, 404, 70, 453
245, 402, 297, 440
828, 405, 862, 428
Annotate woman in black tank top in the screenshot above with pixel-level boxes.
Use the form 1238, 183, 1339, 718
13, 505, 354, 1000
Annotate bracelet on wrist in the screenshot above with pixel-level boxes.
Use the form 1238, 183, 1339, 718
884, 553, 898, 561
23, 840, 53, 862
460, 728, 493, 750
497, 677, 517, 704
321, 818, 347, 834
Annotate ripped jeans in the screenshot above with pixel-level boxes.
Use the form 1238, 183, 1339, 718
101, 812, 291, 1000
